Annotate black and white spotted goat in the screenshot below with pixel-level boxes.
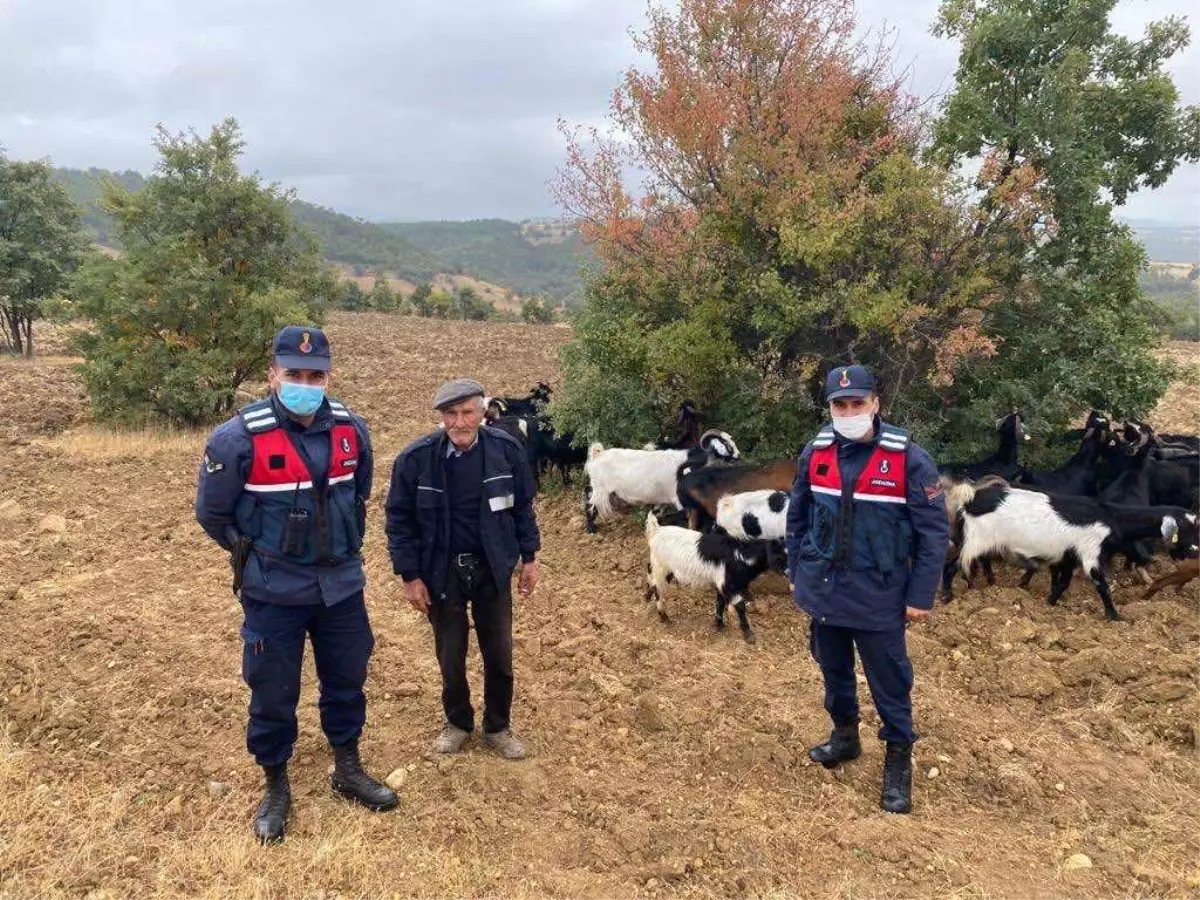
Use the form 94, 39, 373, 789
715, 489, 790, 540
643, 510, 778, 642
949, 480, 1199, 620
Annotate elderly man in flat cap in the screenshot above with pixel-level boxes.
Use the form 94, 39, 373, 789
385, 379, 541, 759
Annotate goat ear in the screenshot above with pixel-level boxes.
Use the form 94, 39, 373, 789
1161, 516, 1179, 543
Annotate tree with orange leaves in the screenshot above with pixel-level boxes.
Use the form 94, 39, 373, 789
551, 0, 1009, 456
550, 0, 1196, 460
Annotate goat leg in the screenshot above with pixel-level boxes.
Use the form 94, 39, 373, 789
940, 557, 957, 603
584, 486, 597, 534
1087, 566, 1121, 621
1142, 560, 1199, 600
713, 592, 728, 629
1045, 560, 1074, 607
731, 593, 755, 644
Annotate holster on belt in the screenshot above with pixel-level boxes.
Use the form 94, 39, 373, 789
231, 535, 254, 595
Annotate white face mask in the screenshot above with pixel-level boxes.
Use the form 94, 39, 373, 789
832, 411, 875, 440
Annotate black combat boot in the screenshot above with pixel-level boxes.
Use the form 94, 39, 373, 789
253, 763, 291, 844
881, 741, 913, 814
330, 741, 399, 811
808, 719, 862, 768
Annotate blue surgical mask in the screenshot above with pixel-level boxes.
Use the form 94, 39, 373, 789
278, 382, 325, 417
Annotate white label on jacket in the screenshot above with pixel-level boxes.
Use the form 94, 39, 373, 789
489, 494, 515, 512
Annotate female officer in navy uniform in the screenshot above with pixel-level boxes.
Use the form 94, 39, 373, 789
195, 325, 396, 844
786, 365, 950, 814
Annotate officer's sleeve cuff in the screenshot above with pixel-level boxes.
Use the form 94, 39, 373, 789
399, 568, 421, 582
521, 552, 536, 564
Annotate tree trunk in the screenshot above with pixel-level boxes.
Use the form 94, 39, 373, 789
2, 307, 24, 356
21, 314, 33, 358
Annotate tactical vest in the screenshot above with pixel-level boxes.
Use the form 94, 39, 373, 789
804, 423, 915, 574
233, 397, 365, 564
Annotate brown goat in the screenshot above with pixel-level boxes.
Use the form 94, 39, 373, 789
677, 459, 798, 530
1141, 557, 1199, 600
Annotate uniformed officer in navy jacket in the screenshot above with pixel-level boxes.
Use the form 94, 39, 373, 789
385, 378, 541, 761
786, 364, 950, 814
195, 325, 396, 844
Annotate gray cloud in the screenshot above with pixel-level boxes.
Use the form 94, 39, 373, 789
1, 0, 1196, 222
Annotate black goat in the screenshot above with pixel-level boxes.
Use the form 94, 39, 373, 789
1099, 436, 1159, 581
487, 414, 543, 490
486, 382, 552, 420
939, 408, 1029, 482
1017, 422, 1110, 496
656, 401, 702, 450
1055, 410, 1110, 446
533, 423, 587, 486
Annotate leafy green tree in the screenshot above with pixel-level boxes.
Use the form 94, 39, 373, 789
552, 0, 1010, 456
0, 154, 88, 355
69, 119, 334, 425
370, 273, 400, 311
429, 288, 455, 319
452, 286, 494, 320
339, 280, 370, 311
930, 0, 1200, 426
410, 281, 434, 316
551, 0, 1199, 458
521, 295, 557, 324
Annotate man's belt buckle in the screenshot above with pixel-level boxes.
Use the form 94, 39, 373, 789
455, 553, 479, 568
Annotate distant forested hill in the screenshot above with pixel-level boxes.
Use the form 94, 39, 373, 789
51, 167, 147, 246
51, 167, 588, 299
381, 219, 592, 301
1120, 219, 1200, 265
288, 201, 440, 282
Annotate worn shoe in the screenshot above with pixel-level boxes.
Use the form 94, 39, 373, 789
431, 723, 471, 754
483, 728, 528, 760
881, 741, 913, 814
253, 763, 292, 844
808, 721, 862, 769
330, 741, 399, 812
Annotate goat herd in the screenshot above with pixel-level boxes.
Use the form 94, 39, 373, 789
486, 385, 1200, 640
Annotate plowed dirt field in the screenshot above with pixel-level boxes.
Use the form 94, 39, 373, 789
0, 314, 1196, 899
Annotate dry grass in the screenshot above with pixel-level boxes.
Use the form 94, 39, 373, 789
0, 317, 1197, 899
47, 427, 208, 462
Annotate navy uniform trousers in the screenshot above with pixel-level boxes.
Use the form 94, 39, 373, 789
809, 622, 916, 744
239, 591, 375, 767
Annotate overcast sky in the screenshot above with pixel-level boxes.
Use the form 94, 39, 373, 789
1, 0, 1196, 223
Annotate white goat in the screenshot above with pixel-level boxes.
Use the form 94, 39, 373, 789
583, 430, 739, 533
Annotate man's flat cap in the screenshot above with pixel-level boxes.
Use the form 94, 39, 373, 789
433, 378, 486, 410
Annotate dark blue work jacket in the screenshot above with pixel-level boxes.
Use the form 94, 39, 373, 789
385, 426, 541, 600
786, 418, 950, 630
195, 394, 372, 606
